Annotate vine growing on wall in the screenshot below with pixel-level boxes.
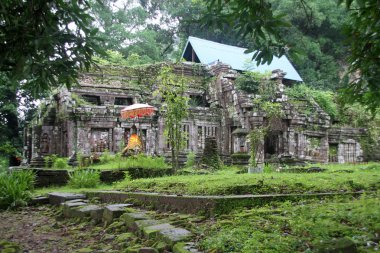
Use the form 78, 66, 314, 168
248, 74, 284, 167
155, 66, 189, 171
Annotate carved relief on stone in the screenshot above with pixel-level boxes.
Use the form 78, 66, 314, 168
40, 133, 50, 154
90, 129, 109, 152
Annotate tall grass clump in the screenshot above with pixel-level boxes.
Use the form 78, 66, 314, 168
0, 170, 35, 209
68, 169, 100, 188
0, 156, 8, 174
185, 152, 196, 168
53, 157, 68, 169
90, 154, 169, 170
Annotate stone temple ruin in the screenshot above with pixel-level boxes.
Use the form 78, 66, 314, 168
24, 37, 366, 166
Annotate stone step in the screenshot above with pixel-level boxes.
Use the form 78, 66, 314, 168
49, 192, 86, 205
158, 227, 192, 247
62, 201, 89, 218
46, 192, 200, 252
103, 203, 133, 225
30, 196, 50, 205
121, 212, 152, 232
142, 223, 175, 239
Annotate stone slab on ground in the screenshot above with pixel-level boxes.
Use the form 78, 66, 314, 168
76, 205, 104, 220
133, 219, 163, 233
142, 223, 175, 239
30, 196, 50, 205
158, 228, 192, 246
86, 205, 105, 223
103, 204, 133, 224
62, 201, 88, 218
49, 192, 86, 205
121, 212, 151, 230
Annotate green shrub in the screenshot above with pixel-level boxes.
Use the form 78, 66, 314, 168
44, 154, 58, 168
263, 163, 275, 173
185, 152, 196, 168
99, 150, 114, 164
235, 71, 270, 94
0, 170, 35, 209
68, 169, 100, 188
313, 90, 338, 120
285, 84, 338, 120
90, 154, 169, 171
52, 157, 68, 169
0, 156, 8, 174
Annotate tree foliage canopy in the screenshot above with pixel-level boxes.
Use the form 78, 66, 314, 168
339, 0, 380, 114
0, 0, 101, 95
204, 0, 379, 113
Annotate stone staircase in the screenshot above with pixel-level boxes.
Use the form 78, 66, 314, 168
44, 192, 202, 253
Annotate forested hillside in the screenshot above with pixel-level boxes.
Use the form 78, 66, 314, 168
90, 0, 348, 90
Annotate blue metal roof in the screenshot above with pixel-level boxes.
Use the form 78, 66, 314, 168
182, 36, 303, 82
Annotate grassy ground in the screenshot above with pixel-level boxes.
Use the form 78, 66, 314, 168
114, 163, 380, 195
198, 194, 380, 252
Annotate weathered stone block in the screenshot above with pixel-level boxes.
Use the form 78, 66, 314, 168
87, 205, 105, 223
49, 192, 86, 205
133, 219, 162, 233
30, 196, 50, 205
62, 201, 88, 218
103, 204, 133, 224
143, 223, 174, 239
77, 205, 103, 219
158, 228, 192, 246
120, 212, 151, 230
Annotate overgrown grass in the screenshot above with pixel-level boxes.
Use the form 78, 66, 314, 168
89, 154, 169, 170
116, 163, 380, 195
199, 194, 380, 252
68, 169, 101, 189
0, 156, 8, 174
0, 170, 35, 209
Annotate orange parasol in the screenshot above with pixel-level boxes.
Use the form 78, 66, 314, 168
120, 103, 157, 119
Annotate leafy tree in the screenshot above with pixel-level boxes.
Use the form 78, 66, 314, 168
156, 66, 189, 171
338, 0, 380, 114
271, 0, 349, 90
90, 0, 177, 64
203, 0, 292, 64
205, 0, 379, 113
0, 0, 101, 161
0, 0, 101, 94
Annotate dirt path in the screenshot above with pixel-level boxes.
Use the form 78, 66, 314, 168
0, 206, 119, 253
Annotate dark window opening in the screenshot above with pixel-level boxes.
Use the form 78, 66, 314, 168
189, 95, 210, 107
329, 144, 338, 162
264, 132, 282, 159
115, 97, 133, 106
82, 95, 101, 105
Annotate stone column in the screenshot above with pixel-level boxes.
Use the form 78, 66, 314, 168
288, 128, 296, 156
320, 136, 329, 163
